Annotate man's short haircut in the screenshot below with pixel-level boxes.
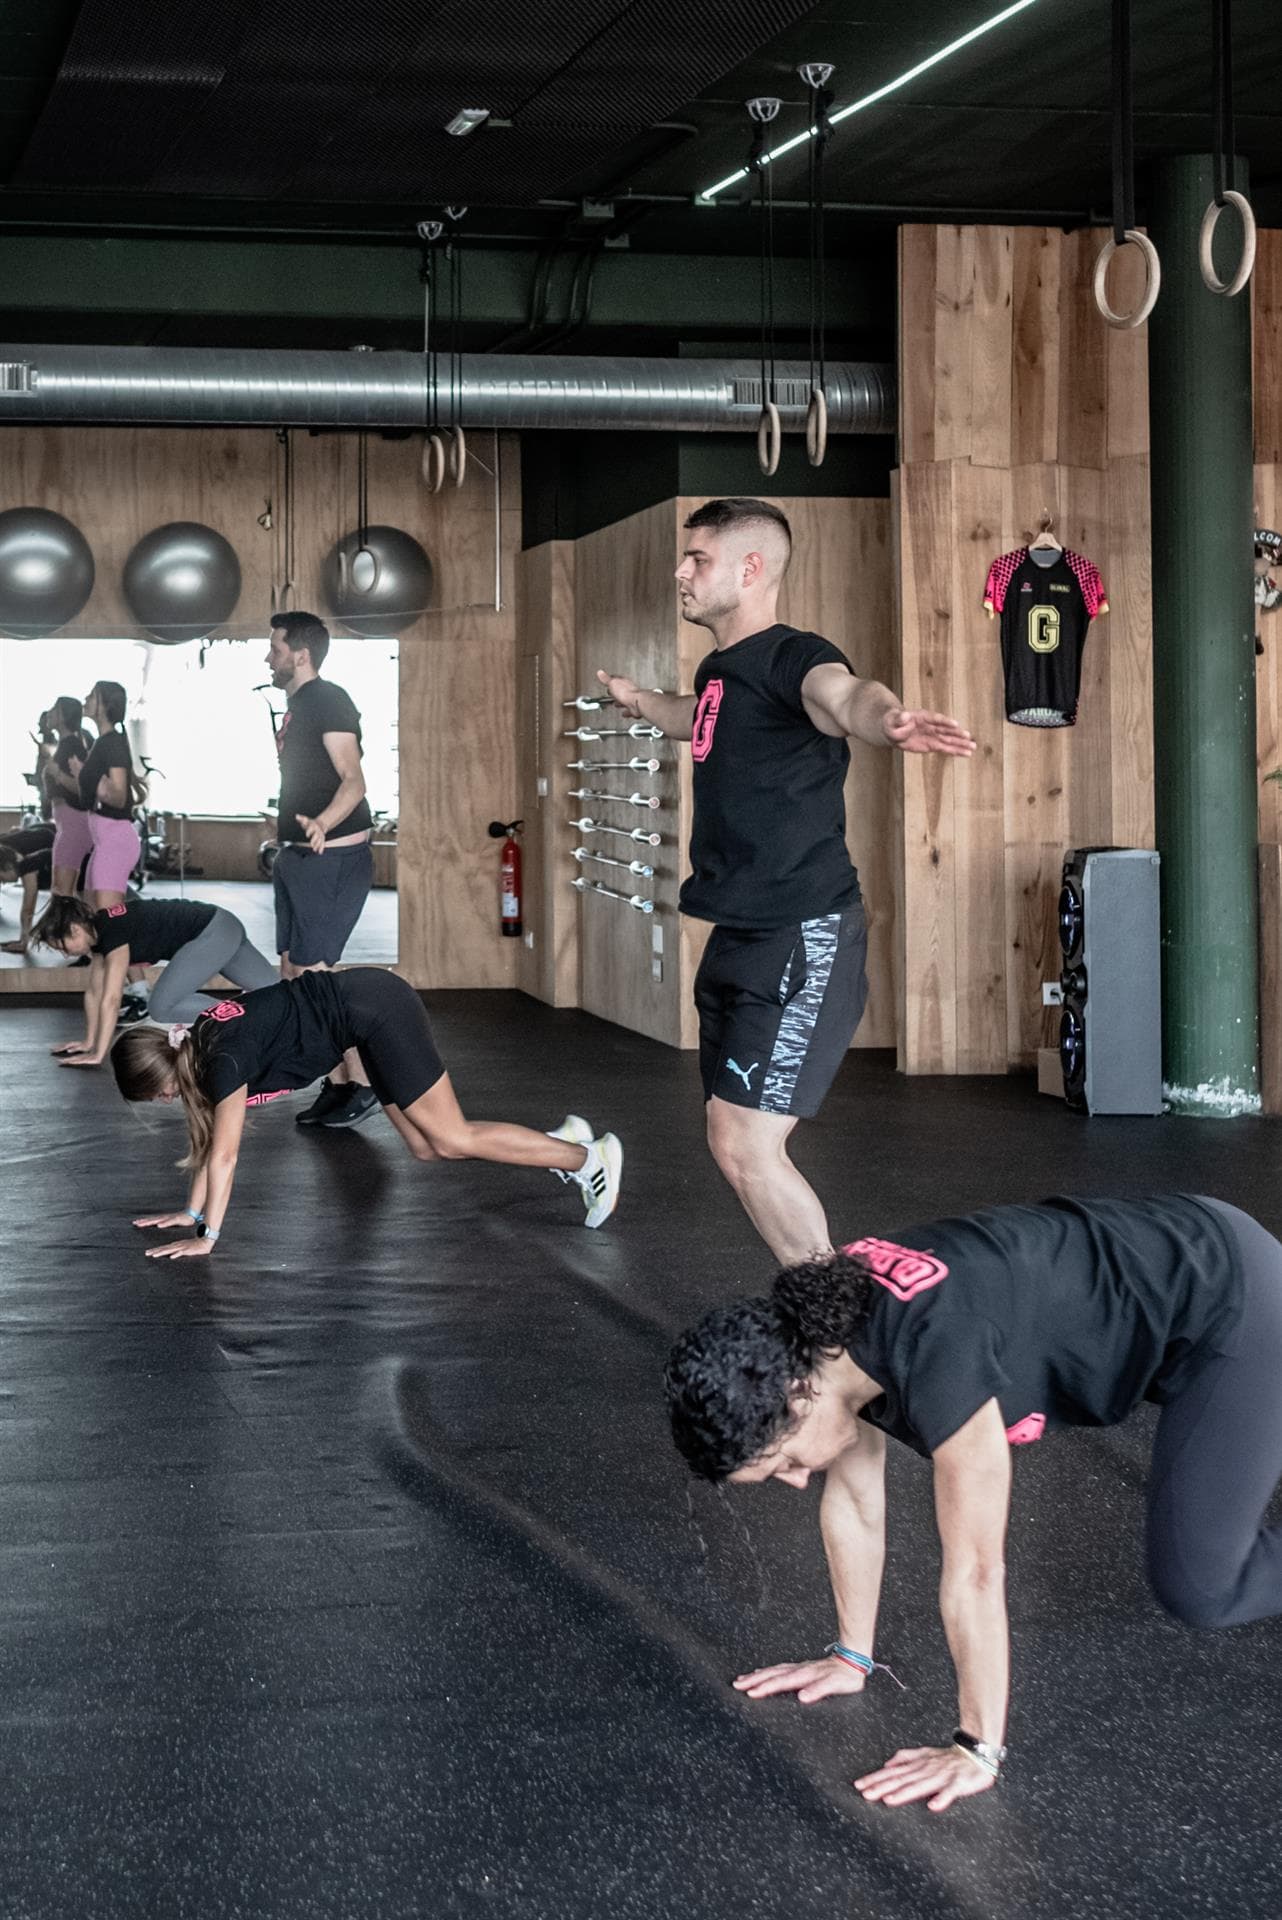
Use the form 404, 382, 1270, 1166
270, 610, 330, 670
683, 497, 793, 559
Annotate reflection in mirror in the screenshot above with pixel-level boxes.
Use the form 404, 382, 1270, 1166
0, 632, 398, 985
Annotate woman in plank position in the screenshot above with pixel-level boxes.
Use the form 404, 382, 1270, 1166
111, 967, 621, 1252
666, 1194, 1282, 1810
36, 893, 277, 1065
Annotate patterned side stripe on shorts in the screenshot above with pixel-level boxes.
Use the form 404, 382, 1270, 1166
760, 914, 840, 1114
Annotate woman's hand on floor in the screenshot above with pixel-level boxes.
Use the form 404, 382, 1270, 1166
59, 1053, 104, 1068
855, 1745, 997, 1812
733, 1657, 867, 1703
145, 1239, 214, 1260
133, 1211, 198, 1230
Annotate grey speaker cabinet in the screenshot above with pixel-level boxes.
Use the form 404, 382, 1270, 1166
1058, 848, 1163, 1116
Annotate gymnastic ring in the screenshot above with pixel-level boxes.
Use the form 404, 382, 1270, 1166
756, 402, 781, 477
805, 387, 828, 468
1199, 190, 1257, 297
1092, 230, 1161, 330
449, 425, 467, 489
351, 544, 381, 595
422, 431, 447, 494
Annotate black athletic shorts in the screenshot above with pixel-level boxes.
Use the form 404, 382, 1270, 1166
273, 840, 373, 968
336, 968, 445, 1112
694, 905, 868, 1117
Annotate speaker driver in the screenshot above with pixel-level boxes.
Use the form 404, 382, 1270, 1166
1058, 881, 1084, 964
1060, 1002, 1087, 1106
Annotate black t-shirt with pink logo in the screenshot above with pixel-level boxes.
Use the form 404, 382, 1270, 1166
195, 972, 353, 1106
679, 624, 860, 930
93, 897, 216, 963
846, 1195, 1244, 1457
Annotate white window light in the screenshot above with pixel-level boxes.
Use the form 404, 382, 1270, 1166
698, 0, 1043, 202
445, 107, 491, 138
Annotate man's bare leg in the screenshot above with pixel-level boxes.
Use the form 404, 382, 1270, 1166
705, 1096, 833, 1266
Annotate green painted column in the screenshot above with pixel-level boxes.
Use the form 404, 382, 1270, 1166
1147, 154, 1259, 1114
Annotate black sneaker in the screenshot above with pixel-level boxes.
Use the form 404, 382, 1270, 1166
312, 1084, 381, 1129
295, 1077, 349, 1128
115, 997, 150, 1026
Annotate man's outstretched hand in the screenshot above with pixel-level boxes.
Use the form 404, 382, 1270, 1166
596, 669, 644, 718
882, 708, 976, 757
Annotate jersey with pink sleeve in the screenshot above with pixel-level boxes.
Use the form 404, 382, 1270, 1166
983, 547, 1108, 727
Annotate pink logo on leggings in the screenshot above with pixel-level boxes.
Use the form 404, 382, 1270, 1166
107, 905, 127, 917
1004, 1413, 1046, 1445
200, 1000, 245, 1023
843, 1237, 949, 1300
691, 678, 724, 762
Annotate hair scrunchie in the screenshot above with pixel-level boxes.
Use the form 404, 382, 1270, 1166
167, 1025, 189, 1051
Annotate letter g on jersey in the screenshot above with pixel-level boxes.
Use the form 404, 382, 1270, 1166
202, 1000, 246, 1023
691, 678, 724, 762
844, 1237, 949, 1300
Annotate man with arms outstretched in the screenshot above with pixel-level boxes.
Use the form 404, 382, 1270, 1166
598, 497, 973, 1263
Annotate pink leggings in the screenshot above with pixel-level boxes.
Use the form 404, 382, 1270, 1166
86, 814, 141, 894
51, 802, 94, 877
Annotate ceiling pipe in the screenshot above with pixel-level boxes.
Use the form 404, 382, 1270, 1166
0, 346, 894, 434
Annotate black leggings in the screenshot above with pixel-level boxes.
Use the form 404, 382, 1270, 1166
1145, 1199, 1282, 1629
335, 968, 445, 1112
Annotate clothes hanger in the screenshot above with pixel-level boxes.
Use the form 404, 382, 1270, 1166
1028, 511, 1063, 564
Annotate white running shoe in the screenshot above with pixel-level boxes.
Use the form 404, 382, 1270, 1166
573, 1133, 622, 1229
547, 1113, 594, 1182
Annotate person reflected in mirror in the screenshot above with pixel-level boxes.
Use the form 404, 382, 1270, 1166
78, 681, 143, 909
34, 893, 277, 1066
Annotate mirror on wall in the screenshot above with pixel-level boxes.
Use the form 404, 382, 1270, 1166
0, 633, 399, 979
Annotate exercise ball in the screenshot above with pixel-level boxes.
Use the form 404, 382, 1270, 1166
123, 521, 242, 643
0, 508, 95, 638
322, 524, 433, 636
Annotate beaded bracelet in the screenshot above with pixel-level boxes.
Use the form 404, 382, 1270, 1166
826, 1642, 907, 1690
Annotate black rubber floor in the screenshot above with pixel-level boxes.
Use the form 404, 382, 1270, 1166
2, 994, 1280, 1919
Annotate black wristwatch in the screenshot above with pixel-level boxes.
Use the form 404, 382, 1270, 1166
952, 1729, 1006, 1777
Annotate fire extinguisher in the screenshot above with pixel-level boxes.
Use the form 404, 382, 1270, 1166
488, 819, 523, 937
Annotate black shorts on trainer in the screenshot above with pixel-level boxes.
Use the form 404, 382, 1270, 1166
694, 906, 868, 1117
334, 968, 446, 1111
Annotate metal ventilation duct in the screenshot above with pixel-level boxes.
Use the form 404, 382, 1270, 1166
0, 347, 894, 435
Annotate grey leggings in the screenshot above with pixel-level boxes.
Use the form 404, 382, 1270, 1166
1145, 1199, 1282, 1629
146, 906, 278, 1025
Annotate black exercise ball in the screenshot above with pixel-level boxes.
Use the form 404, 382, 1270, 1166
322, 524, 433, 636
122, 521, 242, 644
0, 508, 95, 638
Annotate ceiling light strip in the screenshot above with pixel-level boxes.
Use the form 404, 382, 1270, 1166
698, 0, 1043, 202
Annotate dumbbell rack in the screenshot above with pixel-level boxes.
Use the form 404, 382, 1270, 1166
562, 693, 667, 916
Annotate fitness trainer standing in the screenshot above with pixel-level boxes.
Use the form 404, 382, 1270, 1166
265, 610, 378, 1129
598, 498, 974, 1265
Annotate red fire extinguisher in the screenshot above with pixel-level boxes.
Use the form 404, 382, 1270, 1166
488, 819, 523, 937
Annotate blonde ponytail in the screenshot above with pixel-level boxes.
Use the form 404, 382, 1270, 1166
110, 1024, 216, 1171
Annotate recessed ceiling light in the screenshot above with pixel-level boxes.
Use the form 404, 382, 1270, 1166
699, 0, 1042, 202
445, 107, 491, 138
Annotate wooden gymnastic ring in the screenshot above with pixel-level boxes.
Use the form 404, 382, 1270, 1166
1092, 229, 1161, 330
422, 431, 447, 493
805, 387, 828, 468
756, 402, 781, 477
1199, 190, 1257, 297
449, 425, 467, 488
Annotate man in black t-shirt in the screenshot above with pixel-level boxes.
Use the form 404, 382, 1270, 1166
666, 1194, 1282, 1810
263, 611, 378, 1129
598, 498, 974, 1263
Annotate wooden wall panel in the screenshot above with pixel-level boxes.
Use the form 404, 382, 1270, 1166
897, 224, 1155, 1071
1253, 230, 1282, 467
899, 460, 958, 1072
572, 501, 686, 1048
1011, 227, 1061, 468
514, 540, 579, 1008
898, 226, 939, 466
